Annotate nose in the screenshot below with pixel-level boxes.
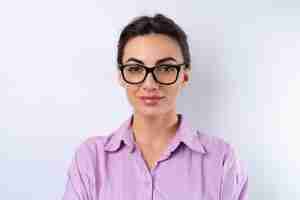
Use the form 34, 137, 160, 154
142, 72, 159, 90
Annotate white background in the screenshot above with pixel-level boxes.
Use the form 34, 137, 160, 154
1, 0, 299, 199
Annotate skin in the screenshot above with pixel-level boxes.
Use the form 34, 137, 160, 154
117, 33, 191, 169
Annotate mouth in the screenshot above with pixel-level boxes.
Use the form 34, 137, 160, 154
139, 96, 165, 106
139, 96, 164, 100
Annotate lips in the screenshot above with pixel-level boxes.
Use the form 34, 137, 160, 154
140, 96, 164, 100
139, 96, 164, 106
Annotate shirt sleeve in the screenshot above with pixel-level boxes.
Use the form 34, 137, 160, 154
219, 144, 249, 200
62, 141, 96, 200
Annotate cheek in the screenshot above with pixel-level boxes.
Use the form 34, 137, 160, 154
159, 86, 181, 105
167, 83, 182, 96
125, 86, 139, 101
168, 89, 180, 101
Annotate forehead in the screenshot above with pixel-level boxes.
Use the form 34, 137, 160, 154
122, 33, 183, 63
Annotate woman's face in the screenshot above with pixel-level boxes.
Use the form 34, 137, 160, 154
118, 33, 190, 117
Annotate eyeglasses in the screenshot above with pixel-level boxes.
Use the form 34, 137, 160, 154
118, 63, 186, 85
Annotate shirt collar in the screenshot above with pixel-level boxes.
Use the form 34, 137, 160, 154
103, 113, 207, 154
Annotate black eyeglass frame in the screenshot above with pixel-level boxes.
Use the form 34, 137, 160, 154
118, 63, 186, 85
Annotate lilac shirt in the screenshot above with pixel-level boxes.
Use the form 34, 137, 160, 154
62, 113, 248, 200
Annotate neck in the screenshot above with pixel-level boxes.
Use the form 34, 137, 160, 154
131, 110, 180, 148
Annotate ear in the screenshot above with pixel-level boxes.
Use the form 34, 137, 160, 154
181, 68, 190, 87
117, 71, 126, 88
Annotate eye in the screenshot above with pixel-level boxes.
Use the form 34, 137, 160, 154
156, 65, 177, 72
125, 64, 144, 73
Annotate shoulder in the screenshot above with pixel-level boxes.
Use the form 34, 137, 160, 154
196, 131, 246, 170
196, 131, 248, 181
67, 134, 112, 176
196, 131, 233, 156
71, 134, 113, 165
74, 134, 111, 156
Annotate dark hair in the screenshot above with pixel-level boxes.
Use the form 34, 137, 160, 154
117, 13, 191, 70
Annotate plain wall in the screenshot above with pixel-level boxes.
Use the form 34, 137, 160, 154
1, 0, 299, 199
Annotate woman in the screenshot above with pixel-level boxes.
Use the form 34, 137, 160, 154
62, 14, 248, 200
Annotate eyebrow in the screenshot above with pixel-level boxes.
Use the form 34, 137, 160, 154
125, 57, 177, 65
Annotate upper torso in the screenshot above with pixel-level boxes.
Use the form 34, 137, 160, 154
62, 113, 248, 200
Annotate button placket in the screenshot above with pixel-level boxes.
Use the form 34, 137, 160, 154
143, 177, 153, 200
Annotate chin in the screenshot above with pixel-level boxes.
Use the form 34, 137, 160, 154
134, 106, 171, 118
136, 109, 162, 117
130, 99, 172, 117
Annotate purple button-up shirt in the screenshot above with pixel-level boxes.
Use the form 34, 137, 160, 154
62, 113, 248, 200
